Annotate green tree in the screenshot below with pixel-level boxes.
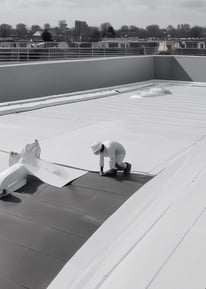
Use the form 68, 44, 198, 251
190, 26, 203, 38
41, 29, 52, 41
100, 22, 111, 38
177, 24, 191, 38
107, 26, 116, 38
31, 25, 41, 33
166, 25, 176, 38
16, 23, 27, 38
0, 23, 13, 37
138, 28, 147, 39
146, 25, 161, 38
44, 23, 51, 30
90, 27, 101, 42
119, 25, 130, 37
129, 25, 139, 37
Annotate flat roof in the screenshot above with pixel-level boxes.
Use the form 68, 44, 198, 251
0, 80, 206, 289
0, 80, 206, 174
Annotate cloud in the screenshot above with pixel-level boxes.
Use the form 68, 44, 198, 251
0, 0, 206, 28
1, 0, 51, 8
2, 0, 206, 11
10, 0, 120, 9
129, 0, 206, 12
68, 0, 110, 5
178, 0, 206, 10
129, 0, 170, 8
18, 0, 113, 8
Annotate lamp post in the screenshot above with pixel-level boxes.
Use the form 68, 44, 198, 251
164, 30, 167, 54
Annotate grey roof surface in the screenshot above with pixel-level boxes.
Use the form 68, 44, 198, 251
0, 172, 152, 289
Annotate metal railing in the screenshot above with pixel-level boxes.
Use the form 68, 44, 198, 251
175, 48, 206, 56
0, 47, 157, 62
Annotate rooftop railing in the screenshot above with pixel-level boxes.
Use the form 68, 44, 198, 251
1, 47, 206, 62
0, 47, 157, 62
174, 48, 206, 56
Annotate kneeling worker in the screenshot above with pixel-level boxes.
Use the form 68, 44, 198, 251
91, 140, 131, 176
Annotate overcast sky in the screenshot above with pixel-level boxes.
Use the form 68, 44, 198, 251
1, 0, 206, 29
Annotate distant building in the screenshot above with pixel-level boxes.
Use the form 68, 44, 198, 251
91, 38, 160, 54
31, 30, 43, 42
175, 39, 205, 49
74, 20, 89, 41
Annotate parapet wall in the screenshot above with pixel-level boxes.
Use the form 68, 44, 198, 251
0, 57, 154, 102
1, 55, 206, 103
154, 55, 206, 82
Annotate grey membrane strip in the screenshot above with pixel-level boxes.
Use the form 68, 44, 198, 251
0, 172, 153, 289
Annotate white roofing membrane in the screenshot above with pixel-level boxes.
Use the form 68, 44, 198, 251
1, 80, 206, 288
1, 80, 206, 174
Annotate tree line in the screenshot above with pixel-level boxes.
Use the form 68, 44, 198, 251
0, 22, 205, 42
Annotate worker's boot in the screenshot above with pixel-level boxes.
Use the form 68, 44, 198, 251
104, 169, 117, 177
115, 163, 126, 171
124, 162, 131, 175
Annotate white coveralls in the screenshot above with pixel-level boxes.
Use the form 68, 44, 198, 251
99, 141, 126, 170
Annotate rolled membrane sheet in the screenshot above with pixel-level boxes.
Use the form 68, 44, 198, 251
0, 139, 85, 194
21, 154, 84, 188
0, 162, 28, 193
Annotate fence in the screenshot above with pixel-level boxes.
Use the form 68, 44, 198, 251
0, 47, 157, 62
174, 48, 206, 56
